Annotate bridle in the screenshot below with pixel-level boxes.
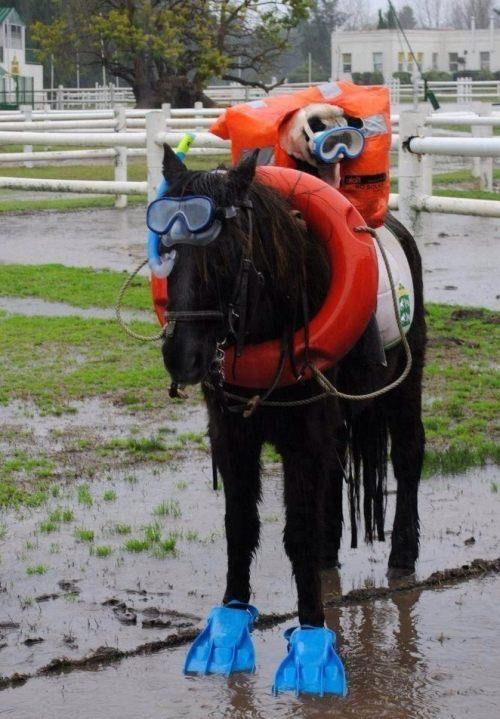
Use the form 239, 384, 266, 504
163, 199, 301, 410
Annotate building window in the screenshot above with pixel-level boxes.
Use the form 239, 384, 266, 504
373, 52, 383, 73
449, 52, 459, 73
480, 51, 490, 71
9, 24, 23, 50
342, 53, 352, 73
398, 51, 405, 72
432, 52, 438, 70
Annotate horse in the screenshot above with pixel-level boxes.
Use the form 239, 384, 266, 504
159, 144, 426, 648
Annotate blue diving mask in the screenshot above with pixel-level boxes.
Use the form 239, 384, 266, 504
146, 195, 238, 249
306, 126, 365, 165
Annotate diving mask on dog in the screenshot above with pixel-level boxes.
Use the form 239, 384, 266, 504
305, 125, 365, 164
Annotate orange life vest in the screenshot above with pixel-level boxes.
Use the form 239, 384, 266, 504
210, 82, 391, 228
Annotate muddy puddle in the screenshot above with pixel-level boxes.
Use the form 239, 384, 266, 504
0, 296, 150, 322
1, 391, 499, 697
1, 207, 499, 309
1, 575, 499, 718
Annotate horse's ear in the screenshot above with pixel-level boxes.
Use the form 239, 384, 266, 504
228, 149, 259, 195
162, 144, 187, 183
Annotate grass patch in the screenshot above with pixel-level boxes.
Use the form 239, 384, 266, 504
39, 520, 58, 533
0, 523, 7, 540
153, 499, 181, 518
113, 523, 131, 535
0, 194, 146, 214
91, 545, 112, 558
103, 489, 117, 501
48, 507, 74, 523
26, 564, 47, 575
77, 484, 93, 507
262, 443, 281, 464
75, 528, 95, 542
0, 264, 151, 311
124, 522, 177, 557
0, 312, 170, 413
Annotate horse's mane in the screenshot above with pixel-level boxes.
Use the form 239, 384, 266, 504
166, 167, 330, 340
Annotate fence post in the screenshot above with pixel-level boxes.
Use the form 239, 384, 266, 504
114, 106, 128, 209
471, 102, 493, 191
56, 85, 63, 110
194, 100, 203, 130
146, 109, 167, 202
398, 110, 426, 252
20, 104, 33, 169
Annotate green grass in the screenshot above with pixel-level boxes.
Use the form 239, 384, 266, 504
123, 522, 177, 557
0, 264, 151, 311
112, 523, 131, 535
39, 520, 58, 533
102, 489, 117, 501
153, 499, 181, 518
26, 564, 47, 575
0, 523, 7, 540
124, 537, 150, 552
75, 528, 95, 542
48, 507, 74, 523
0, 194, 146, 213
390, 168, 500, 202
91, 545, 112, 558
77, 484, 93, 507
0, 312, 168, 413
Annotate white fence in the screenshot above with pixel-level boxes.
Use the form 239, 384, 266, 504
0, 108, 498, 249
7, 78, 500, 111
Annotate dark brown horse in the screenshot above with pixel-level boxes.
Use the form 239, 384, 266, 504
160, 145, 426, 632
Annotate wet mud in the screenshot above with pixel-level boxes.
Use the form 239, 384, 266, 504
1, 207, 499, 309
2, 575, 499, 718
1, 396, 499, 716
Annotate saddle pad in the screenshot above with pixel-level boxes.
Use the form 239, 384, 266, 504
375, 225, 414, 350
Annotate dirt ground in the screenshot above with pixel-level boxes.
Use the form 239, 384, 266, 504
0, 397, 499, 717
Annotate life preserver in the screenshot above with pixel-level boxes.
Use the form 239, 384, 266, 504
151, 165, 378, 389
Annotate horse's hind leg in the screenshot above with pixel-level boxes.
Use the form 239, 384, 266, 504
209, 411, 262, 604
382, 373, 425, 576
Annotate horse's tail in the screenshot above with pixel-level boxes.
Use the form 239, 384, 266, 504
346, 406, 388, 548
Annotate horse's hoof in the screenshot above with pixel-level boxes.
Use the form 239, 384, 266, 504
386, 565, 415, 581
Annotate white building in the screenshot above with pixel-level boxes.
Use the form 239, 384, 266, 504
0, 6, 43, 107
331, 26, 500, 81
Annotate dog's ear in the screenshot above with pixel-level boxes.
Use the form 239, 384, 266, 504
162, 144, 187, 183
228, 149, 258, 195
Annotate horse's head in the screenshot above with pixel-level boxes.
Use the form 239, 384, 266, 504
158, 145, 328, 387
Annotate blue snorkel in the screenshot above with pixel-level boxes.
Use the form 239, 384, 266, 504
147, 133, 195, 278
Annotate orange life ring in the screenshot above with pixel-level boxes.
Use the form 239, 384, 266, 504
150, 165, 378, 389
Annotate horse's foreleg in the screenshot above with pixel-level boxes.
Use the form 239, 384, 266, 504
281, 449, 325, 626
210, 415, 262, 604
320, 431, 347, 569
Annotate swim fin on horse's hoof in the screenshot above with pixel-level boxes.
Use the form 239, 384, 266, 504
272, 626, 347, 697
183, 600, 258, 675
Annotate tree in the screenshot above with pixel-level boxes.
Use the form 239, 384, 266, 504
449, 0, 495, 28
298, 0, 345, 77
377, 3, 397, 29
32, 1, 311, 108
412, 0, 446, 28
398, 4, 417, 28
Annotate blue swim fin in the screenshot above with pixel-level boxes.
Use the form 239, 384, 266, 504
273, 625, 347, 697
184, 600, 258, 675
